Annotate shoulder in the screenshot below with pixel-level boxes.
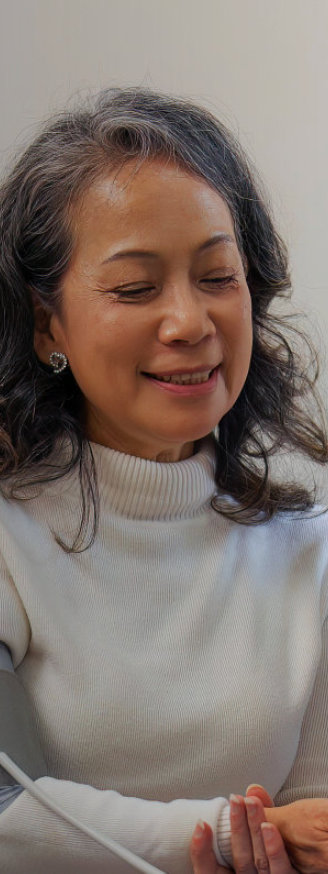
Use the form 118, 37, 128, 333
267, 505, 328, 549
240, 505, 328, 550
242, 506, 328, 572
242, 507, 328, 617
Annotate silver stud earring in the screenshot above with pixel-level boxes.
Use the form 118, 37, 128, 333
49, 352, 68, 374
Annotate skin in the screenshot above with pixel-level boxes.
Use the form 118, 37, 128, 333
190, 789, 297, 874
264, 798, 328, 873
190, 813, 297, 874
190, 788, 328, 873
33, 157, 253, 462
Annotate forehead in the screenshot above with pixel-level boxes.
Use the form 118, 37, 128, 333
71, 158, 236, 254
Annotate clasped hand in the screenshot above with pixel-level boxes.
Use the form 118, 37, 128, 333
190, 788, 328, 874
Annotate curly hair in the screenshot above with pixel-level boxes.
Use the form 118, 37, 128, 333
0, 86, 327, 552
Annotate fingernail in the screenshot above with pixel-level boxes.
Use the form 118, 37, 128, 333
229, 794, 243, 820
245, 797, 257, 816
246, 783, 264, 793
193, 819, 206, 841
261, 823, 275, 844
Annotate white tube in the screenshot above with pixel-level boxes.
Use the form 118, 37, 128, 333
0, 751, 167, 874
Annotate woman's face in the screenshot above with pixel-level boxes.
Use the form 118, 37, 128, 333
34, 158, 253, 461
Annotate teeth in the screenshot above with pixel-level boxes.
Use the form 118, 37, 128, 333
154, 370, 213, 385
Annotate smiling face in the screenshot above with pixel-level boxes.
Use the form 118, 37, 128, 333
34, 157, 253, 461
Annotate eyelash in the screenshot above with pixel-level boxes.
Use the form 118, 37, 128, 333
109, 275, 238, 299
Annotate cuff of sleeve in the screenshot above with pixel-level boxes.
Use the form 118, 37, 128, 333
213, 802, 233, 868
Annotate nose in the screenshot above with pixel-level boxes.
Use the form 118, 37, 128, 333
157, 284, 217, 346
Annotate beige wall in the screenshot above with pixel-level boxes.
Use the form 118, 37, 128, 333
0, 0, 327, 483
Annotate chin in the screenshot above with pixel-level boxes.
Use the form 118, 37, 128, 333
170, 424, 218, 445
159, 430, 215, 461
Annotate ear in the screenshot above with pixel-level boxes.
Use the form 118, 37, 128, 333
31, 291, 66, 367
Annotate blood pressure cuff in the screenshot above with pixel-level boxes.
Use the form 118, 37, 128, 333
0, 644, 47, 786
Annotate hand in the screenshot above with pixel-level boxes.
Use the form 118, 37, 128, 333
230, 794, 297, 873
190, 798, 297, 874
265, 798, 328, 874
190, 820, 227, 874
244, 785, 298, 871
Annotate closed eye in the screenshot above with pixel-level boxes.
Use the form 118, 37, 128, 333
102, 274, 239, 300
202, 275, 238, 286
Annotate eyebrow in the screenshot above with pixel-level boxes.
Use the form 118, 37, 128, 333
101, 233, 235, 264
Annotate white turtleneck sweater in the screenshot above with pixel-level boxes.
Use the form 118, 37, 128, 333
0, 433, 328, 874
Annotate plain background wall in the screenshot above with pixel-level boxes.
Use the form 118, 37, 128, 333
0, 0, 327, 486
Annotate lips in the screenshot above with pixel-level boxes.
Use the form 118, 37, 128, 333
143, 364, 218, 379
148, 369, 214, 385
143, 365, 220, 395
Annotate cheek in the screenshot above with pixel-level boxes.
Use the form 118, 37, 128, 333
238, 290, 253, 350
244, 300, 253, 332
65, 309, 124, 359
224, 293, 252, 352
221, 297, 252, 394
240, 285, 252, 319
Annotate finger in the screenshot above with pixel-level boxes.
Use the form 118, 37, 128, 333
245, 796, 271, 874
190, 820, 223, 874
261, 823, 296, 873
246, 784, 275, 808
230, 794, 257, 873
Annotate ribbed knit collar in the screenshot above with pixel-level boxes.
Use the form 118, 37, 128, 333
87, 433, 218, 520
40, 432, 218, 521
43, 434, 217, 520
21, 432, 219, 522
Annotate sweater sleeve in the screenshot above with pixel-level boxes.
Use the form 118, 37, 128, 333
0, 776, 230, 874
274, 610, 328, 806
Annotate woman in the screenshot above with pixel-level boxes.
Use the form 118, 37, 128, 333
0, 86, 328, 874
